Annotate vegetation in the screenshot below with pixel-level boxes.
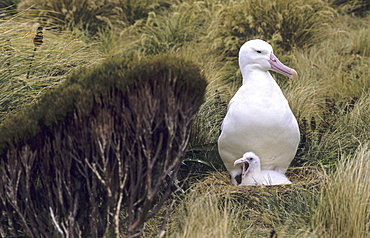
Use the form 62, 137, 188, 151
0, 53, 206, 237
17, 0, 172, 35
0, 0, 369, 237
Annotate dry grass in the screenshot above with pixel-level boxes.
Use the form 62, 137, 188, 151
313, 143, 370, 237
166, 167, 322, 237
17, 0, 168, 35
278, 14, 370, 165
0, 13, 103, 122
167, 192, 244, 238
164, 149, 370, 237
206, 0, 336, 57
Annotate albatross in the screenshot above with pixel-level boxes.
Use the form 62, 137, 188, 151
234, 152, 292, 185
218, 39, 300, 186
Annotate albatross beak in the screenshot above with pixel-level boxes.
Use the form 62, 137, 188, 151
234, 158, 246, 166
234, 158, 249, 178
269, 52, 298, 80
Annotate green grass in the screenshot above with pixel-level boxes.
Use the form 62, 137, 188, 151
0, 13, 103, 122
1, 0, 370, 236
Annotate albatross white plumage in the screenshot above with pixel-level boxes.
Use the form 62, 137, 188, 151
218, 39, 300, 185
234, 152, 292, 185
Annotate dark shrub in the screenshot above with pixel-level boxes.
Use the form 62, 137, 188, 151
0, 53, 207, 237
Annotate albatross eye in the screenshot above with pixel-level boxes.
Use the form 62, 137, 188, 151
256, 50, 262, 53
249, 157, 253, 160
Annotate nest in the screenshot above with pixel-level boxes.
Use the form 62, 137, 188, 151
184, 167, 324, 232
196, 166, 324, 191
189, 166, 324, 215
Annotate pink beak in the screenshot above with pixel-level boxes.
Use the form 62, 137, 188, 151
269, 52, 298, 80
234, 158, 250, 178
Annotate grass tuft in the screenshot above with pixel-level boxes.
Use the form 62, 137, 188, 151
0, 12, 103, 122
17, 0, 170, 35
206, 0, 336, 57
313, 143, 370, 237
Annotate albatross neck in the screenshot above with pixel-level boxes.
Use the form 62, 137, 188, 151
240, 65, 274, 86
247, 163, 261, 175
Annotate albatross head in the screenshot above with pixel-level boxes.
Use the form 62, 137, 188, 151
233, 152, 261, 179
239, 39, 298, 80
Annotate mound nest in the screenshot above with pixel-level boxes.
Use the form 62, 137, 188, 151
192, 167, 324, 211
197, 167, 323, 191
186, 167, 324, 231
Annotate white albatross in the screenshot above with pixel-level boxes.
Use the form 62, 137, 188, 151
218, 39, 300, 185
234, 152, 292, 185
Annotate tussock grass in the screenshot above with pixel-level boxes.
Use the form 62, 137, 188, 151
346, 19, 370, 57
206, 0, 336, 57
167, 192, 247, 238
309, 94, 370, 165
313, 143, 370, 237
282, 16, 370, 165
0, 13, 103, 122
120, 2, 211, 55
17, 0, 169, 35
331, 0, 370, 16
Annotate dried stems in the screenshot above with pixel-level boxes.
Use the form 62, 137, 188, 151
0, 55, 206, 237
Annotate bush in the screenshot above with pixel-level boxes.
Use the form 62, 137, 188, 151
17, 0, 170, 35
207, 0, 336, 57
0, 53, 207, 237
